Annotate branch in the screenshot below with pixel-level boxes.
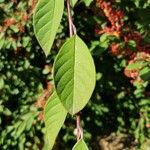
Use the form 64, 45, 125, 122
66, 0, 77, 37
76, 113, 83, 141
67, 0, 81, 141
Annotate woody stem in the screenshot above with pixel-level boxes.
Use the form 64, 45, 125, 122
66, 0, 76, 37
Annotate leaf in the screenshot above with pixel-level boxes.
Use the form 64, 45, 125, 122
16, 121, 26, 138
139, 99, 150, 106
0, 33, 5, 49
44, 91, 67, 150
82, 0, 93, 6
72, 139, 89, 150
139, 67, 150, 81
100, 33, 109, 42
138, 8, 150, 25
144, 31, 150, 43
126, 61, 148, 70
128, 40, 136, 51
71, 0, 78, 7
0, 77, 4, 90
33, 0, 64, 56
54, 35, 96, 115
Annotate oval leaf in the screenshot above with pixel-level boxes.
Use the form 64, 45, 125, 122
54, 35, 96, 114
33, 0, 64, 56
72, 139, 89, 150
44, 91, 67, 149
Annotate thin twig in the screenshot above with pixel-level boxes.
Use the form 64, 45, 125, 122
67, 0, 73, 37
66, 0, 77, 36
76, 114, 83, 140
72, 22, 77, 35
66, 0, 81, 141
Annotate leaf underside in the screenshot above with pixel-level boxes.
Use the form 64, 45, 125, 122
54, 35, 96, 115
44, 91, 67, 150
33, 0, 64, 56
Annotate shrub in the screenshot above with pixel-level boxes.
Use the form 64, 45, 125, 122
0, 0, 150, 149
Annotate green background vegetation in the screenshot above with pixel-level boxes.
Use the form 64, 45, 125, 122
0, 0, 150, 149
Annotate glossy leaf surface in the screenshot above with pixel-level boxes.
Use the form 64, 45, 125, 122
54, 35, 96, 114
33, 0, 64, 56
44, 91, 67, 149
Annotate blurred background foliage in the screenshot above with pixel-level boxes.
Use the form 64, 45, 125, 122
0, 0, 150, 149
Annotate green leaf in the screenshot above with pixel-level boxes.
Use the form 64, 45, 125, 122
128, 40, 136, 51
82, 0, 93, 6
139, 99, 150, 106
144, 31, 150, 43
44, 91, 67, 150
16, 121, 26, 138
10, 25, 19, 33
138, 8, 150, 25
139, 67, 150, 81
71, 0, 78, 7
54, 35, 96, 115
100, 33, 109, 42
33, 0, 64, 56
0, 33, 5, 49
0, 77, 4, 90
126, 61, 148, 70
72, 139, 89, 150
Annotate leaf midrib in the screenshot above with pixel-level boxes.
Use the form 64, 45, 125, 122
34, 0, 59, 55
72, 35, 76, 114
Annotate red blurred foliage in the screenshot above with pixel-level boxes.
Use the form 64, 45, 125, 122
146, 124, 150, 128
96, 0, 150, 84
96, 0, 150, 57
110, 42, 121, 56
11, 0, 17, 4
96, 0, 124, 37
4, 18, 17, 27
124, 52, 150, 84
